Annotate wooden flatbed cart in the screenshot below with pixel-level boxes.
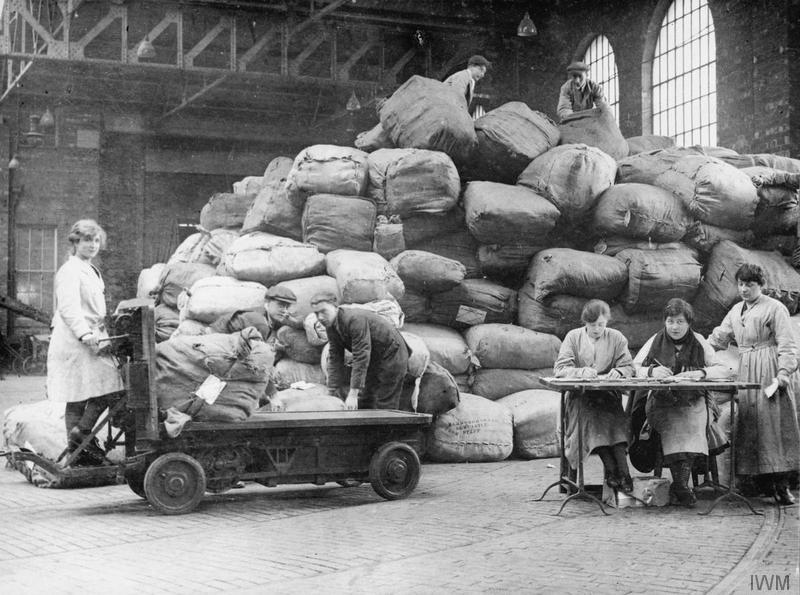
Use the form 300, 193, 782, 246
7, 300, 432, 514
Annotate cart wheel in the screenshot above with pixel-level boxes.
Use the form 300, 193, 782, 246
369, 442, 421, 500
22, 356, 46, 376
144, 453, 206, 515
125, 468, 147, 499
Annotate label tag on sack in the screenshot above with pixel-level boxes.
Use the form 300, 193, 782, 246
455, 305, 486, 326
195, 374, 226, 405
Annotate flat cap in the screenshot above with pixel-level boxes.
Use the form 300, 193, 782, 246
567, 61, 589, 73
266, 285, 297, 304
468, 54, 491, 68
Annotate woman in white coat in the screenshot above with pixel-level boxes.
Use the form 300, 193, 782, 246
47, 219, 124, 462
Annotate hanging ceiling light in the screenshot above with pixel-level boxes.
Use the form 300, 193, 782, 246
346, 90, 361, 112
136, 36, 156, 59
517, 11, 537, 37
8, 155, 20, 170
24, 114, 44, 145
39, 107, 55, 130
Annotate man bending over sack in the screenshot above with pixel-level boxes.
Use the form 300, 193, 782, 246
311, 292, 409, 410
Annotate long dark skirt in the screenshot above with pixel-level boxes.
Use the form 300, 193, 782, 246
565, 390, 628, 468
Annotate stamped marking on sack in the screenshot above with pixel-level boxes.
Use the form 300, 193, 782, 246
455, 305, 486, 326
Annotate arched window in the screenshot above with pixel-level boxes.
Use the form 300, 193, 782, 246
583, 35, 619, 122
651, 0, 716, 146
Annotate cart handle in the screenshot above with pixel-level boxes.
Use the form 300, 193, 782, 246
98, 334, 130, 342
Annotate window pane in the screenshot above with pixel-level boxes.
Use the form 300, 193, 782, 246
690, 39, 700, 70
42, 275, 54, 311
582, 34, 620, 122
652, 0, 716, 145
15, 226, 58, 314
31, 230, 44, 271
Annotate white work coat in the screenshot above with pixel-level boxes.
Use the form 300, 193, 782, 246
46, 255, 123, 403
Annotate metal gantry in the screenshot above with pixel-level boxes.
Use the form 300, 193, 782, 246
0, 0, 488, 118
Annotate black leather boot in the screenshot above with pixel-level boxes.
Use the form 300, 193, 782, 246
67, 427, 107, 467
596, 447, 620, 489
612, 442, 633, 493
774, 474, 797, 506
669, 460, 696, 507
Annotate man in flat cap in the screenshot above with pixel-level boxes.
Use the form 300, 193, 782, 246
311, 292, 409, 411
210, 286, 297, 407
556, 61, 607, 122
443, 54, 491, 113
209, 285, 296, 346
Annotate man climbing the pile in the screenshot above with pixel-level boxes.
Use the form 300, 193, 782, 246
556, 61, 607, 122
443, 54, 491, 114
311, 292, 409, 410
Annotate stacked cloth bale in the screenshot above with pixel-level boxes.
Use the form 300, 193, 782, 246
133, 80, 800, 460
155, 328, 275, 422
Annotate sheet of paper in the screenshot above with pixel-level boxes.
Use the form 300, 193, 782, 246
764, 378, 779, 399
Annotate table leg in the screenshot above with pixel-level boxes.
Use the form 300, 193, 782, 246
699, 390, 762, 516
535, 389, 609, 515
559, 387, 568, 494
535, 389, 568, 501
573, 389, 610, 515
693, 396, 729, 494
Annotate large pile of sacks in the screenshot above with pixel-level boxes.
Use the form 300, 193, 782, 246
138, 74, 800, 465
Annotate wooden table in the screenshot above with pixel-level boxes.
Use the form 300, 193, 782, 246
534, 377, 762, 515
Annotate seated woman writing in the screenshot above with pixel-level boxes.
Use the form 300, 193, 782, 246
554, 299, 635, 492
632, 298, 732, 507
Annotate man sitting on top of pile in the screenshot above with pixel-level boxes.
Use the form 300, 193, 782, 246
556, 61, 607, 122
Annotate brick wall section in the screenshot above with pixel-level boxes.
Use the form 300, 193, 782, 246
789, 0, 800, 154
713, 0, 793, 154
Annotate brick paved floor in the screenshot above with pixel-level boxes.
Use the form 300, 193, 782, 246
1, 375, 797, 594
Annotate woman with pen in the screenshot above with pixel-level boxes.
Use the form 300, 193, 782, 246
554, 299, 635, 492
632, 299, 732, 507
